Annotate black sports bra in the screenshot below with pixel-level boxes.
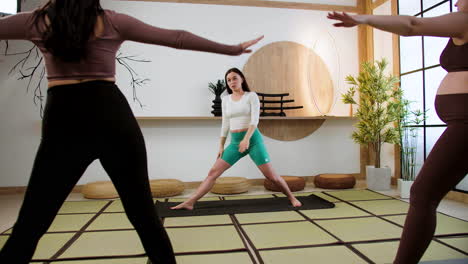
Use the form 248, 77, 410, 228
439, 38, 468, 72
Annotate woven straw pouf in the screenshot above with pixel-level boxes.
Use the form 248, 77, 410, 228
82, 181, 119, 199
150, 179, 185, 198
211, 177, 250, 194
264, 176, 306, 192
314, 174, 356, 189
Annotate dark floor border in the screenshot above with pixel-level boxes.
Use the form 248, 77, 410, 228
230, 214, 264, 264
229, 214, 258, 264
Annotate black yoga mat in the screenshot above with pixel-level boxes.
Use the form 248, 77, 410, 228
155, 194, 335, 217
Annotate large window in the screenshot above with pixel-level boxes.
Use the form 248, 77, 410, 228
1, 0, 20, 16
398, 0, 468, 193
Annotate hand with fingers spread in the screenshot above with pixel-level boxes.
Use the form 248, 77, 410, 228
327, 11, 364, 27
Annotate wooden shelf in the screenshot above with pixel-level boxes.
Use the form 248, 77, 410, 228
136, 116, 356, 120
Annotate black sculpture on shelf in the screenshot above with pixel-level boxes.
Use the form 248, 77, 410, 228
257, 92, 303, 117
208, 79, 227, 116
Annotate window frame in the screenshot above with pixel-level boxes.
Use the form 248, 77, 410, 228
0, 0, 22, 16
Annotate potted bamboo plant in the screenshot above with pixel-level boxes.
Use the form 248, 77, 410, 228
397, 99, 426, 198
208, 79, 226, 116
342, 58, 402, 190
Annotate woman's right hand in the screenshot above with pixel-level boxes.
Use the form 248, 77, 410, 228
217, 148, 224, 159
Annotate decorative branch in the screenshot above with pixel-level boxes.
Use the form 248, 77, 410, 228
1, 40, 46, 117
116, 52, 151, 108
1, 41, 151, 117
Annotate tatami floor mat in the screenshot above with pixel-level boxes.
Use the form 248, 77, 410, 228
48, 214, 95, 232
86, 213, 133, 231
351, 199, 410, 215
103, 200, 125, 213
236, 211, 305, 224
383, 214, 409, 226
353, 240, 468, 263
167, 225, 245, 253
242, 221, 338, 249
315, 217, 402, 242
260, 245, 368, 264
325, 189, 392, 201
438, 237, 468, 253
176, 252, 254, 264
49, 257, 148, 264
59, 230, 144, 258
300, 202, 370, 219
58, 201, 109, 214
0, 190, 466, 263
0, 235, 8, 249
164, 215, 233, 227
420, 259, 468, 264
26, 233, 75, 259
103, 199, 165, 213
435, 214, 468, 235
383, 214, 468, 235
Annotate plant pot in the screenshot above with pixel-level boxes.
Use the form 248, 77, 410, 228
211, 95, 222, 116
366, 165, 391, 191
398, 179, 413, 199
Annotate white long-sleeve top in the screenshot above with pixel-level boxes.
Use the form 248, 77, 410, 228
220, 92, 260, 137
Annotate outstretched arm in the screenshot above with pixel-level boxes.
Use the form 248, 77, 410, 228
110, 11, 263, 55
0, 12, 34, 40
327, 11, 468, 38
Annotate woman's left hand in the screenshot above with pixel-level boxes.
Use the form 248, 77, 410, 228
238, 35, 264, 54
239, 139, 250, 153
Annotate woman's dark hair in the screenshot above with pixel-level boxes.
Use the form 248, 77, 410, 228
33, 0, 104, 62
224, 68, 251, 94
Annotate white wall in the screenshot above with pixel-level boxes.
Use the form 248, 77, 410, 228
100, 0, 359, 117
0, 0, 362, 187
373, 0, 397, 176
264, 0, 357, 5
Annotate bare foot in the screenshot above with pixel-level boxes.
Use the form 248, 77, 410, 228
170, 202, 194, 210
291, 198, 302, 207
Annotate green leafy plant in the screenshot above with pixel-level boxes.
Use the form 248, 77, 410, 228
342, 58, 402, 168
208, 79, 226, 96
397, 99, 427, 181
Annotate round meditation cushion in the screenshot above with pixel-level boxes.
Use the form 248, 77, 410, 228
264, 176, 306, 192
211, 177, 250, 194
82, 181, 118, 199
150, 179, 185, 198
314, 174, 356, 189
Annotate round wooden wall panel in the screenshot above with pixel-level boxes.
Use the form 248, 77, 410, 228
243, 41, 334, 141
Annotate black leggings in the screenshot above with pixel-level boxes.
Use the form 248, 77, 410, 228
0, 81, 176, 264
394, 94, 468, 263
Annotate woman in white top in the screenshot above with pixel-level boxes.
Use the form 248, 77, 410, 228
172, 68, 302, 210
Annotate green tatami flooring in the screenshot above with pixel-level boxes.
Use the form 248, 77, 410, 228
1, 190, 467, 263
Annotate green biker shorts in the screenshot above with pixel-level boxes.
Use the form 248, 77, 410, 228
221, 129, 271, 166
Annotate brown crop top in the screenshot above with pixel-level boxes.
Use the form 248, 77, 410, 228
0, 9, 242, 80
439, 38, 468, 72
